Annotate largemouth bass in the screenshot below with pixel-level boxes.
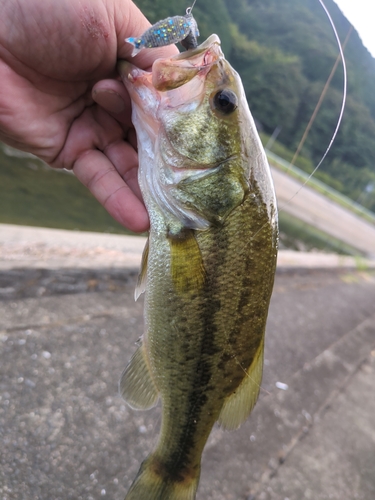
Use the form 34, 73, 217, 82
118, 34, 278, 500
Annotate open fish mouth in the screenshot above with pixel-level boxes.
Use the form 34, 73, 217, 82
117, 34, 224, 109
151, 34, 223, 91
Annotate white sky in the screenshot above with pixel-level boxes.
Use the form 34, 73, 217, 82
334, 0, 375, 57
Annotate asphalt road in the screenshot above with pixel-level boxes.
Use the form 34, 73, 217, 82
271, 166, 375, 258
1, 261, 375, 499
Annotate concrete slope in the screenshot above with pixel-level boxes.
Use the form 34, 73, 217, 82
271, 166, 375, 258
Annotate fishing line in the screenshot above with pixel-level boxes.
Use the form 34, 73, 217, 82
127, 0, 347, 251
289, 25, 352, 170
250, 0, 348, 247
187, 0, 198, 14
184, 0, 346, 201
228, 0, 349, 395
235, 360, 272, 397
281, 0, 348, 204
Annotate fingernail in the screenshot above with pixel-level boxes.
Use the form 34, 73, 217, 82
93, 89, 126, 114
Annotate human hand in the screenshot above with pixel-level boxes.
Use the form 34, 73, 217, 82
0, 0, 178, 232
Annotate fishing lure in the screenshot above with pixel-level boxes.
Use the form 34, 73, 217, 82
126, 5, 199, 56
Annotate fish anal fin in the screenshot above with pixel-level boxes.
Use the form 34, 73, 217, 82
218, 340, 264, 431
119, 342, 159, 410
135, 238, 149, 301
168, 229, 205, 294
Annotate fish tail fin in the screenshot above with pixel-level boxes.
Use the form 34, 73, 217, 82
125, 37, 144, 56
125, 454, 200, 500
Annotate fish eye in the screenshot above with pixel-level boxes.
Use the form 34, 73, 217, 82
212, 89, 238, 114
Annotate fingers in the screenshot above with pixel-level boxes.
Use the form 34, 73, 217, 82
73, 149, 149, 233
92, 78, 138, 151
104, 139, 142, 201
91, 79, 138, 148
54, 104, 147, 232
92, 88, 126, 115
92, 79, 133, 128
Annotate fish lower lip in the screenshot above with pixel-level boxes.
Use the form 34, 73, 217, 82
117, 61, 151, 81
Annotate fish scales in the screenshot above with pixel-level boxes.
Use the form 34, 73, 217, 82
146, 187, 276, 465
118, 34, 278, 500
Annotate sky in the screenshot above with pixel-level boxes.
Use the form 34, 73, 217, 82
334, 0, 375, 57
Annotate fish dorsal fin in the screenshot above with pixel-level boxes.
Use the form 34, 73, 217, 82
119, 342, 159, 410
168, 228, 205, 294
217, 339, 264, 430
135, 238, 149, 301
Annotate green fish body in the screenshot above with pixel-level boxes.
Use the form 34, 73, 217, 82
118, 35, 278, 500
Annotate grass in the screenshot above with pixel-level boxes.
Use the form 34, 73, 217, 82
278, 211, 362, 256
0, 147, 133, 235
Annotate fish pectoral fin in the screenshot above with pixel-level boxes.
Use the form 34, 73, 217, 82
217, 339, 264, 431
135, 237, 149, 301
119, 342, 159, 410
168, 229, 205, 294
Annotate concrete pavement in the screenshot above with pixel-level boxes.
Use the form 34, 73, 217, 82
1, 224, 375, 500
1, 223, 375, 272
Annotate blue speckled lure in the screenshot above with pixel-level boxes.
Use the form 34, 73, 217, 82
126, 5, 200, 56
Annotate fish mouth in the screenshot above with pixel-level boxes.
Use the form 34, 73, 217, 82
151, 34, 223, 91
117, 34, 223, 99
